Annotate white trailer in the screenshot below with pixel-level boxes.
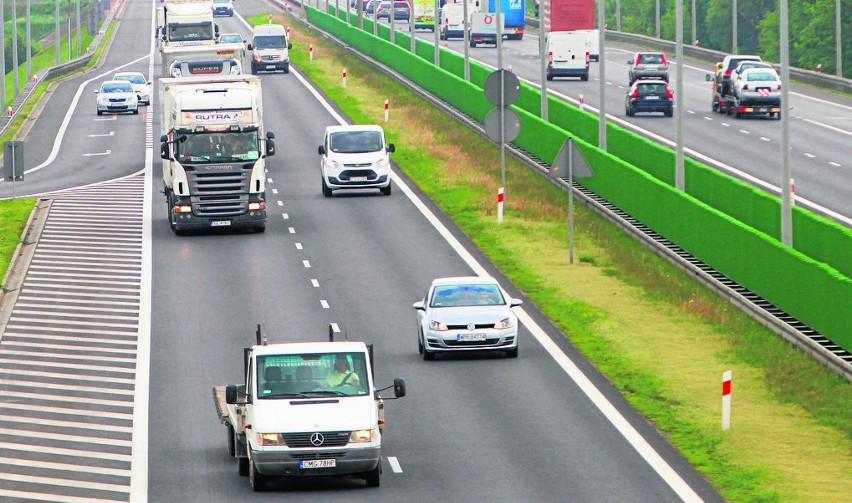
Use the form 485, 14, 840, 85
158, 75, 274, 234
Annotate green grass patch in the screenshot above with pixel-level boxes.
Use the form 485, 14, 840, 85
277, 11, 850, 501
0, 198, 36, 289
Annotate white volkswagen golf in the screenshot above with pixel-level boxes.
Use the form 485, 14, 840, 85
413, 276, 522, 360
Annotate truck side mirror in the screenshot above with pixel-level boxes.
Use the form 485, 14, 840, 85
393, 378, 406, 398
386, 143, 395, 153
288, 43, 293, 49
160, 142, 171, 160
318, 145, 325, 155
266, 131, 275, 140
265, 139, 275, 157
705, 74, 712, 81
225, 384, 238, 404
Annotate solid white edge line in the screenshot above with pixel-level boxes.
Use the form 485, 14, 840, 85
130, 2, 156, 499
290, 60, 704, 502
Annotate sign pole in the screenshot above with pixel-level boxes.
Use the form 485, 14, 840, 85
568, 138, 574, 264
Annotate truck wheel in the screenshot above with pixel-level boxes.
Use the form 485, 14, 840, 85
238, 457, 249, 476
711, 99, 719, 113
470, 40, 476, 48
250, 459, 267, 491
364, 464, 381, 487
227, 425, 236, 457
250, 63, 257, 75
664, 107, 673, 117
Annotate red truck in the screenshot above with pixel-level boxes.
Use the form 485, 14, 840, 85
544, 0, 595, 33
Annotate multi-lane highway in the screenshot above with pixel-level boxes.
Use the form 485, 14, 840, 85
350, 4, 852, 225
0, 0, 847, 500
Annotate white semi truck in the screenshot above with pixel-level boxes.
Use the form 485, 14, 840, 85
156, 0, 217, 51
159, 75, 274, 234
213, 326, 406, 491
160, 42, 246, 76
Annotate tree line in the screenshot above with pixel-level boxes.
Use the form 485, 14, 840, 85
606, 0, 849, 78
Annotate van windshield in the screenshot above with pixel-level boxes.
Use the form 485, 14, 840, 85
257, 352, 369, 399
254, 35, 287, 49
330, 131, 383, 153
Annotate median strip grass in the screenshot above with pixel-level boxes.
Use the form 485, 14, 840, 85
258, 10, 851, 502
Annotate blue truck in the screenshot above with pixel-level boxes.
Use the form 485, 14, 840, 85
488, 0, 525, 40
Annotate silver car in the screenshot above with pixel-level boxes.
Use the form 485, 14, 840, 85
112, 72, 150, 105
94, 80, 138, 115
413, 276, 522, 360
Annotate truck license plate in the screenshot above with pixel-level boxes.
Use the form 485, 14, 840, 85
210, 220, 231, 227
457, 333, 487, 342
350, 176, 368, 182
300, 459, 336, 469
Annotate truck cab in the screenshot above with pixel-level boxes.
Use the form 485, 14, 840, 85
216, 331, 406, 491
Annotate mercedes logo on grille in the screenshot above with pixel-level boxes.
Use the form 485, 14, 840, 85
310, 432, 324, 446
467, 323, 476, 331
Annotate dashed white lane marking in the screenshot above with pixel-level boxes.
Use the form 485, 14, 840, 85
277, 200, 283, 206
829, 161, 841, 167
388, 456, 403, 473
687, 110, 695, 114
267, 178, 273, 182
272, 188, 278, 194
721, 122, 731, 127
739, 129, 749, 134
303, 260, 311, 268
804, 153, 816, 158
760, 137, 770, 142
311, 279, 320, 287
93, 116, 118, 122
320, 300, 330, 309
87, 132, 115, 137
82, 151, 112, 157
295, 242, 303, 250
288, 227, 295, 234
282, 213, 289, 219
703, 116, 712, 121
330, 323, 340, 333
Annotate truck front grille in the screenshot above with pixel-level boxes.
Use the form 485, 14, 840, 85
282, 431, 351, 447
187, 164, 252, 217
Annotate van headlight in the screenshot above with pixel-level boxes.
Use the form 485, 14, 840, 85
327, 160, 341, 170
349, 429, 376, 443
374, 158, 389, 170
256, 433, 286, 446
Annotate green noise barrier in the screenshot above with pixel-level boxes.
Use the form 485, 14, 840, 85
309, 7, 851, 350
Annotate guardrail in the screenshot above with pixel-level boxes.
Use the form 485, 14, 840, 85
525, 17, 851, 95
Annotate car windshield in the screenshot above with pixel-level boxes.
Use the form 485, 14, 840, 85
639, 54, 663, 64
213, 0, 229, 4
330, 131, 383, 153
394, 2, 408, 7
638, 83, 666, 94
101, 83, 133, 93
114, 74, 145, 85
168, 22, 214, 41
430, 284, 506, 307
176, 131, 260, 163
256, 352, 369, 398
746, 72, 776, 82
254, 35, 287, 49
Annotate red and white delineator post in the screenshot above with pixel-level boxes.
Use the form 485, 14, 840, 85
342, 68, 347, 88
497, 187, 504, 223
722, 370, 732, 430
384, 99, 389, 123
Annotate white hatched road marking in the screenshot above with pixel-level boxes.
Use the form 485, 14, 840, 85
0, 175, 145, 501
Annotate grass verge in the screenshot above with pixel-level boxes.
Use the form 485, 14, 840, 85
0, 198, 37, 289
252, 10, 851, 502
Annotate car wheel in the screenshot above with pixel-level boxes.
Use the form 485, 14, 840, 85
423, 347, 435, 361
380, 184, 391, 196
227, 424, 236, 457
283, 63, 290, 74
711, 99, 719, 113
249, 457, 267, 492
97, 110, 103, 116
133, 108, 139, 115
251, 64, 257, 75
418, 334, 424, 354
322, 179, 333, 197
546, 73, 553, 81
364, 464, 381, 487
626, 106, 634, 117
506, 346, 518, 358
665, 107, 673, 117
470, 40, 476, 48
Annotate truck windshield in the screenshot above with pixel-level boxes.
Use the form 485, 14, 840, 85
254, 35, 287, 49
177, 131, 260, 162
256, 352, 369, 399
168, 23, 214, 42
